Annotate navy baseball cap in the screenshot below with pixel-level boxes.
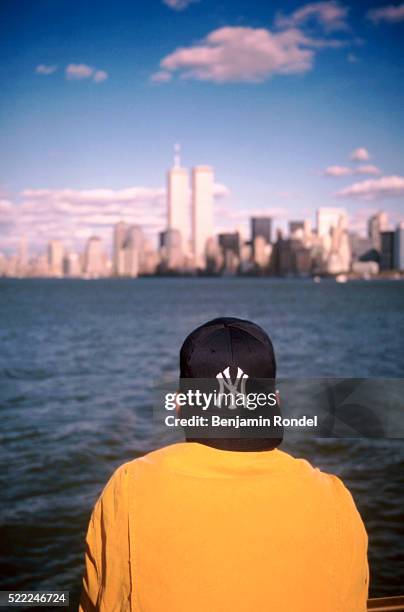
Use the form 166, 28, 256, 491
180, 317, 276, 380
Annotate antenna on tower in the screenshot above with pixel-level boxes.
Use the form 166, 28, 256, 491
174, 143, 181, 168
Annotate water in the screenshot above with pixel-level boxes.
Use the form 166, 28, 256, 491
0, 278, 403, 607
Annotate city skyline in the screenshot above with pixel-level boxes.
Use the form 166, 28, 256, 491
2, 145, 404, 258
2, 193, 403, 278
1, 0, 404, 254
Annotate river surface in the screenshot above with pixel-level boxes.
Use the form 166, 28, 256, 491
0, 278, 403, 608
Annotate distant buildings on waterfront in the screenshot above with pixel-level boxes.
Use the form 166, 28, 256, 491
1, 153, 404, 279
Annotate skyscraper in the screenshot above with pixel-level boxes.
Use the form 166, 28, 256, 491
159, 228, 183, 271
47, 239, 64, 277
218, 232, 240, 257
368, 211, 388, 251
167, 145, 189, 251
113, 221, 127, 276
316, 208, 350, 273
317, 208, 347, 238
218, 232, 240, 275
252, 236, 271, 270
84, 236, 105, 278
394, 223, 404, 271
328, 219, 351, 274
380, 231, 395, 271
289, 221, 304, 237
124, 225, 144, 277
192, 165, 214, 268
251, 217, 272, 245
65, 252, 81, 277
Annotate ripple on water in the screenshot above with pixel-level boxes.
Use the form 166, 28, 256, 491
1, 278, 404, 600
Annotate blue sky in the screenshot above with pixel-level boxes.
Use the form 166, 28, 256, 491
0, 0, 403, 254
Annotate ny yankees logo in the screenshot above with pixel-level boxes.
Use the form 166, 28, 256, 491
216, 366, 249, 409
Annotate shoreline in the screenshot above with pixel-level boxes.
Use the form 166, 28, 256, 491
1, 273, 403, 281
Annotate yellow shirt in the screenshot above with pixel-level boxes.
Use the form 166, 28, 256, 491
80, 442, 369, 612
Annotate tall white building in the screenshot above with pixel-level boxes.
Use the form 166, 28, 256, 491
113, 221, 127, 276
316, 208, 351, 273
317, 208, 347, 239
192, 165, 214, 268
124, 225, 144, 277
84, 236, 105, 278
65, 252, 81, 277
167, 145, 189, 252
47, 239, 64, 277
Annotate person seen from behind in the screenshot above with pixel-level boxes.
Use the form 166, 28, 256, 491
80, 317, 369, 612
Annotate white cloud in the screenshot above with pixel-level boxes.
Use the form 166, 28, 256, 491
323, 163, 381, 177
150, 70, 173, 83
163, 0, 198, 10
65, 64, 94, 80
152, 26, 341, 83
93, 70, 108, 83
349, 147, 370, 161
65, 64, 109, 82
335, 175, 404, 199
356, 164, 381, 175
347, 52, 358, 62
367, 3, 404, 23
213, 183, 231, 199
1, 183, 229, 253
20, 187, 165, 206
151, 2, 351, 86
0, 200, 14, 234
275, 1, 349, 32
324, 165, 353, 176
0, 199, 13, 213
35, 64, 58, 75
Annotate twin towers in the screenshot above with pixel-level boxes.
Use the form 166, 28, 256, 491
166, 144, 214, 268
